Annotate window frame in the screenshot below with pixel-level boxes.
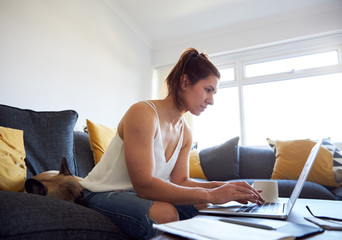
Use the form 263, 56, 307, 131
210, 32, 342, 145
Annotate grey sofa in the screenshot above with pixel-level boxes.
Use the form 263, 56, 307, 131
0, 105, 341, 240
230, 145, 342, 200
0, 105, 129, 240
196, 137, 342, 200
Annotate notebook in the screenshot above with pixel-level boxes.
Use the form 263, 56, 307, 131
200, 139, 323, 220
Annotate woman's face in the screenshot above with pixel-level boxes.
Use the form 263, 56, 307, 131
181, 74, 219, 116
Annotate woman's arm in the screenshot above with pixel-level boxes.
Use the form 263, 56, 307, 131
170, 124, 263, 203
123, 103, 263, 206
122, 103, 210, 205
169, 123, 224, 189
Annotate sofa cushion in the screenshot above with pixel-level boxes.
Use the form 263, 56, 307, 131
74, 131, 95, 178
0, 105, 78, 178
0, 191, 128, 240
227, 179, 338, 200
321, 137, 342, 185
238, 146, 275, 179
189, 150, 207, 180
199, 137, 239, 181
0, 126, 26, 191
275, 179, 339, 200
267, 139, 339, 187
332, 186, 342, 199
86, 119, 116, 165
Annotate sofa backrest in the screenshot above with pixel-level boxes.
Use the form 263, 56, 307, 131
0, 104, 78, 178
238, 146, 275, 179
73, 131, 95, 178
73, 131, 277, 180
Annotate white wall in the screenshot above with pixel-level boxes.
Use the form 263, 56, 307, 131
152, 0, 342, 132
152, 0, 342, 67
2, 0, 342, 131
0, 0, 152, 130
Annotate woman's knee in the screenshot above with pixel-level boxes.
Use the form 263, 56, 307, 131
149, 201, 179, 224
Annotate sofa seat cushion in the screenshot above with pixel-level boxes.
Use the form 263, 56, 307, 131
0, 105, 78, 178
226, 179, 339, 200
332, 186, 342, 199
274, 179, 340, 200
0, 191, 129, 240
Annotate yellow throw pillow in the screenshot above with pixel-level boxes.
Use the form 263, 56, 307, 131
86, 119, 116, 165
0, 126, 27, 191
189, 150, 207, 180
269, 139, 339, 187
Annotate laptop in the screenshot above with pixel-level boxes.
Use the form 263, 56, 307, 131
200, 139, 323, 220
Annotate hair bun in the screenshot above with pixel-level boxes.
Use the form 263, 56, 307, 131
199, 52, 208, 58
190, 49, 199, 57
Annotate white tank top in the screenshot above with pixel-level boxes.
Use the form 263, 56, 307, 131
80, 101, 184, 192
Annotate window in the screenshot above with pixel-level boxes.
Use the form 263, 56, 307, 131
193, 87, 240, 149
219, 67, 234, 82
243, 73, 342, 145
193, 33, 342, 148
245, 51, 339, 78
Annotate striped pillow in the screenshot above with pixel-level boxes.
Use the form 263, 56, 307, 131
322, 138, 342, 185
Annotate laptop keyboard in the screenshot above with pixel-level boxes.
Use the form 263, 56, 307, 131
236, 202, 281, 214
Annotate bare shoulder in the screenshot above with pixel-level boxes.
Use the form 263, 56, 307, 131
121, 101, 158, 136
181, 118, 193, 148
125, 101, 156, 121
182, 119, 192, 136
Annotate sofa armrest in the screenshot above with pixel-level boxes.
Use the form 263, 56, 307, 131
0, 191, 128, 239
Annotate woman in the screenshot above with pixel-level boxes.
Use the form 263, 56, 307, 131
80, 48, 264, 239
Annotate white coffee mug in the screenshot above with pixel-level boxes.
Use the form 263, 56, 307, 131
253, 180, 279, 202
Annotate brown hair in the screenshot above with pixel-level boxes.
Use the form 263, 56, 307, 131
165, 48, 220, 110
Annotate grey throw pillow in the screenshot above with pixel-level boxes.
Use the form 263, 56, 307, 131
0, 104, 78, 178
199, 136, 239, 181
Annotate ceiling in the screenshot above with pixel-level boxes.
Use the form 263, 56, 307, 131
106, 0, 339, 48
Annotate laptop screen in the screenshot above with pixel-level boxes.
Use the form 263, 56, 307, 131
286, 139, 323, 214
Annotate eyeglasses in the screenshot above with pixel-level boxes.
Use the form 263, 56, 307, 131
306, 205, 342, 222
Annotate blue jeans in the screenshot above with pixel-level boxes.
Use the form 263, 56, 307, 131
84, 189, 199, 240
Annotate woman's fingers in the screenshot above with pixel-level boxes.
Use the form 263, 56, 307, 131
216, 182, 264, 205
230, 181, 265, 202
236, 199, 249, 204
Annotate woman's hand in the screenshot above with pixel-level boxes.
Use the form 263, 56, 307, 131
208, 181, 264, 205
